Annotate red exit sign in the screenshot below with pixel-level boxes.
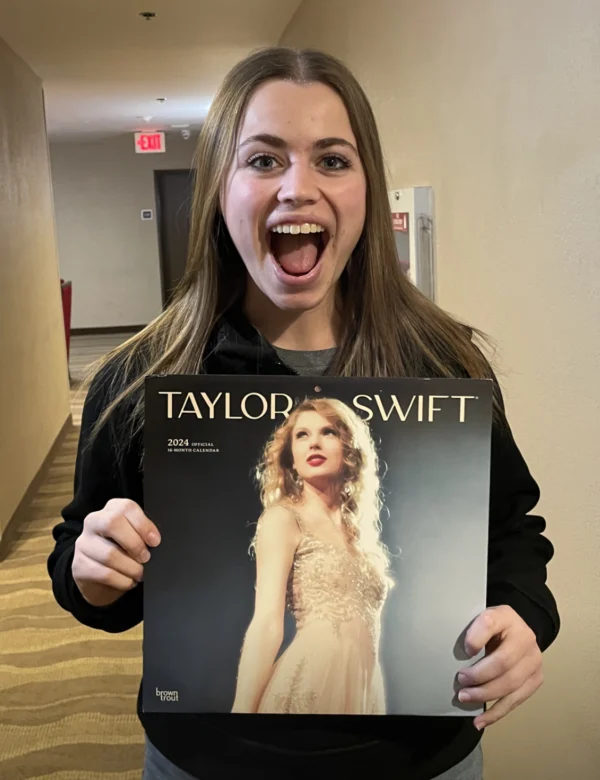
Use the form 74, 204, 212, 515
392, 212, 408, 232
134, 131, 166, 153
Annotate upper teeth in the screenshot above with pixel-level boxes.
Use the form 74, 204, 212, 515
270, 223, 325, 235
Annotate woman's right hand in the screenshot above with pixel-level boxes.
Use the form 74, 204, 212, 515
72, 498, 161, 607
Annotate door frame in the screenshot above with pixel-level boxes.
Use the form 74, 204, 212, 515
153, 168, 193, 308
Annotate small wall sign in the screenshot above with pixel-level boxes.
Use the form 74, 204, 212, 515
135, 132, 166, 153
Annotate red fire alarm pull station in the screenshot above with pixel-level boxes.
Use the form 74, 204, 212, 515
134, 132, 166, 153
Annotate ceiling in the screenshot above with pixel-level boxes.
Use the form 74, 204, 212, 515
0, 0, 303, 141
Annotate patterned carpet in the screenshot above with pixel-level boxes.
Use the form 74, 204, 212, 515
0, 334, 144, 779
69, 332, 136, 425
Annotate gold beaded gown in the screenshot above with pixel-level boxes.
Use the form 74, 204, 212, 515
256, 513, 389, 715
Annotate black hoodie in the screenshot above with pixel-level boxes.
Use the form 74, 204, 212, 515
47, 308, 559, 780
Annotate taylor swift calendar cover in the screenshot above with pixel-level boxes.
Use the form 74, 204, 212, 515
142, 375, 493, 717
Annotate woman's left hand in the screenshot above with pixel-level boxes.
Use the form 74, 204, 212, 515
457, 604, 544, 731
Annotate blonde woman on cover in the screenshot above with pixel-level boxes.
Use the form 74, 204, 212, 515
231, 397, 392, 715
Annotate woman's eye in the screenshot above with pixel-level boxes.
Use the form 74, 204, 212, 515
295, 431, 307, 439
321, 154, 351, 171
323, 427, 337, 436
247, 154, 278, 171
247, 154, 351, 172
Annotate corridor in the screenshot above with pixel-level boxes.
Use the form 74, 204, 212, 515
0, 334, 142, 779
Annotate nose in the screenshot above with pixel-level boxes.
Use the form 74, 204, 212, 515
277, 160, 319, 206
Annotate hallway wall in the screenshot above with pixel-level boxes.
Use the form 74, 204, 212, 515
0, 36, 71, 541
49, 133, 198, 329
282, 1, 600, 778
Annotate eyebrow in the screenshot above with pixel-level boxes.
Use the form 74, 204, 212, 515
238, 133, 358, 156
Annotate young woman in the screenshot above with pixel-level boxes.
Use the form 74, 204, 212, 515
47, 46, 559, 780
232, 397, 391, 716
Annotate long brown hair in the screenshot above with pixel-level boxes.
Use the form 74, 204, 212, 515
254, 397, 391, 583
84, 46, 501, 446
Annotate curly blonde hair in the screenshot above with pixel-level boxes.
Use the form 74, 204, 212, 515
254, 397, 391, 581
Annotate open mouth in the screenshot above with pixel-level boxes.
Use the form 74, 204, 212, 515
267, 224, 330, 278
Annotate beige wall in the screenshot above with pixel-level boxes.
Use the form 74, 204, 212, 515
0, 38, 71, 539
49, 134, 198, 329
283, 1, 599, 778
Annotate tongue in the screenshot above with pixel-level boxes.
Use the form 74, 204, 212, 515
271, 233, 319, 276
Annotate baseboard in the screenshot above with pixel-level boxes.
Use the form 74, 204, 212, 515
71, 325, 146, 336
0, 414, 74, 562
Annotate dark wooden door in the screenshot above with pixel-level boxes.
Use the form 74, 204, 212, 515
155, 169, 195, 307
